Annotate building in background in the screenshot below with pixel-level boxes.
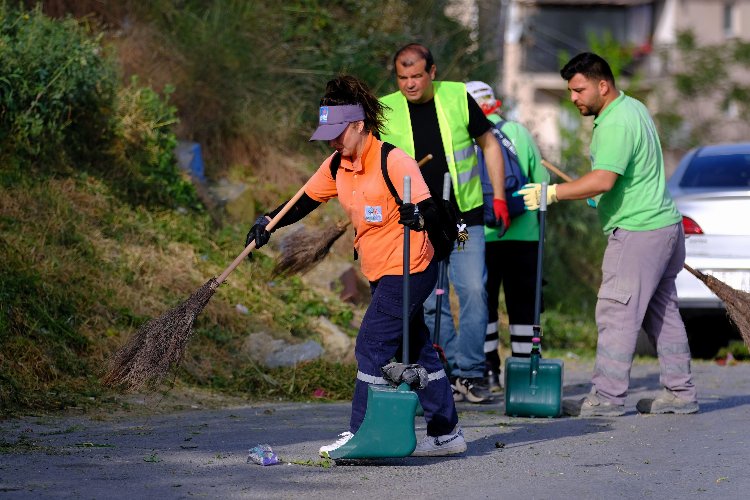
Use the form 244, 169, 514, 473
493, 0, 750, 172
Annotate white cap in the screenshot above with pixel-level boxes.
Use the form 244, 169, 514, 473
466, 81, 495, 104
465, 81, 500, 115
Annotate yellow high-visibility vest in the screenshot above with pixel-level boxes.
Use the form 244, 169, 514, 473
380, 81, 482, 212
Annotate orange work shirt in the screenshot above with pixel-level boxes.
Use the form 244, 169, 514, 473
305, 133, 434, 281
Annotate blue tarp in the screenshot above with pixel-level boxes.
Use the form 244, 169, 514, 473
175, 141, 206, 183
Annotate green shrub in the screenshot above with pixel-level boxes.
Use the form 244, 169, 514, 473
133, 0, 486, 168
112, 77, 200, 209
0, 4, 117, 168
716, 340, 750, 361
541, 308, 599, 353
0, 5, 199, 210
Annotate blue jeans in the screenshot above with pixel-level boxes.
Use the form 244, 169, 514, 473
424, 224, 488, 379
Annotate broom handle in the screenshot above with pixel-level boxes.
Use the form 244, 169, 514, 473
541, 159, 574, 183
219, 154, 432, 286
543, 158, 698, 275
418, 154, 433, 167
216, 184, 308, 284
683, 263, 705, 280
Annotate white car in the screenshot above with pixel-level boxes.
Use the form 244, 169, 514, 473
667, 143, 750, 355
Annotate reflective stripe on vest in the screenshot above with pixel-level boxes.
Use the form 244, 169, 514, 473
380, 81, 483, 212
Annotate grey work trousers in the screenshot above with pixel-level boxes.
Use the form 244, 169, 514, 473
593, 223, 697, 405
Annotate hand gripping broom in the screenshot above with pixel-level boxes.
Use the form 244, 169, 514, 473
541, 159, 750, 348
102, 185, 309, 392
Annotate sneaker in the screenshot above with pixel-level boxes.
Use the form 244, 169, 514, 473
454, 377, 490, 403
411, 426, 467, 457
563, 391, 625, 417
452, 385, 464, 402
487, 370, 503, 394
319, 431, 354, 458
636, 390, 699, 414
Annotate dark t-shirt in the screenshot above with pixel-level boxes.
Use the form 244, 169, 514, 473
408, 92, 491, 225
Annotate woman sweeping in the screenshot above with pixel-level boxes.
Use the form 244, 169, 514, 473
245, 75, 465, 458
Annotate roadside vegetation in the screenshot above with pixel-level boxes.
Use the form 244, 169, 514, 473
1, 2, 606, 416
652, 30, 750, 151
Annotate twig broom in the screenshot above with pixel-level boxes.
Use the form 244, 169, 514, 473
542, 159, 750, 348
682, 265, 750, 348
103, 184, 309, 392
273, 220, 350, 277
272, 154, 433, 276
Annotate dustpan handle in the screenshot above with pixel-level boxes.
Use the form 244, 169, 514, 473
533, 183, 547, 329
403, 176, 411, 364
432, 172, 452, 347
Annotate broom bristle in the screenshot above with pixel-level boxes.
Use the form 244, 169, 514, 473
102, 278, 219, 392
701, 274, 750, 348
273, 222, 349, 276
685, 265, 750, 348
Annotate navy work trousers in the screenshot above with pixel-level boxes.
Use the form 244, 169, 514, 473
351, 261, 459, 437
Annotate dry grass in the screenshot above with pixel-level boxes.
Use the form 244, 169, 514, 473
1, 173, 361, 411
113, 22, 185, 107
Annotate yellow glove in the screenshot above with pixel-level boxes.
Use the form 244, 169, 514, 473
513, 183, 558, 211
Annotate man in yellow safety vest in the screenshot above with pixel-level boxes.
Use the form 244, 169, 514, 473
380, 43, 509, 403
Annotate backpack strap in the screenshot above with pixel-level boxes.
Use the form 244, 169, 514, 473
329, 151, 342, 179
491, 121, 519, 160
330, 142, 400, 203
380, 142, 402, 205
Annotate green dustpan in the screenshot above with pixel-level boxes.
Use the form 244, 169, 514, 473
327, 383, 418, 459
329, 176, 419, 459
504, 183, 563, 418
504, 346, 563, 418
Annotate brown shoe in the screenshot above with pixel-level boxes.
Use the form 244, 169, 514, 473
563, 391, 625, 417
636, 390, 699, 414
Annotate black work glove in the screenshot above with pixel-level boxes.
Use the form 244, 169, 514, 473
381, 362, 429, 390
245, 215, 272, 256
398, 202, 425, 231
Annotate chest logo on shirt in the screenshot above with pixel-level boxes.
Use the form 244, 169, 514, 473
364, 205, 383, 223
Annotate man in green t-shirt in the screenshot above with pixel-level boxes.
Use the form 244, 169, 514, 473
466, 81, 550, 393
517, 52, 698, 417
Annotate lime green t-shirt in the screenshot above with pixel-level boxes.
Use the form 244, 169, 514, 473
484, 114, 550, 242
591, 92, 681, 234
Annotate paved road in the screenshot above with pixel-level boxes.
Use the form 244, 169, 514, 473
1, 359, 749, 499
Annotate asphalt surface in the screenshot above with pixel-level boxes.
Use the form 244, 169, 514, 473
1, 358, 749, 499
